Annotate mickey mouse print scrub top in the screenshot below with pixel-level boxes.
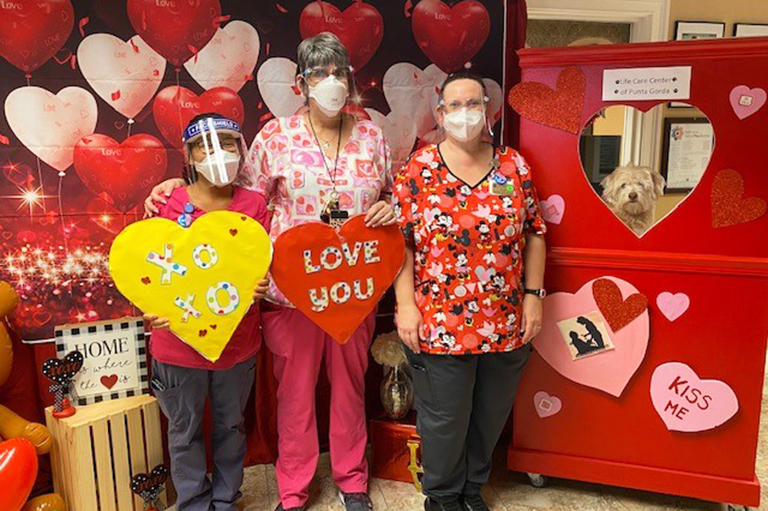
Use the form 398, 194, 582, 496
393, 144, 547, 355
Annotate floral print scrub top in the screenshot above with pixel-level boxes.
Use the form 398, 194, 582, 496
393, 144, 547, 355
246, 114, 392, 307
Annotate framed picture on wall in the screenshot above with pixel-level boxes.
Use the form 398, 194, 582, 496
674, 21, 725, 41
733, 23, 768, 38
661, 118, 715, 193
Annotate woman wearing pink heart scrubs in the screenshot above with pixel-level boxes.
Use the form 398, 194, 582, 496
145, 33, 394, 511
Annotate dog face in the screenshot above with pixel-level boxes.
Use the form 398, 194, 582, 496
601, 165, 665, 216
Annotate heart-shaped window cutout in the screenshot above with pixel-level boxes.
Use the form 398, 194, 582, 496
579, 103, 715, 237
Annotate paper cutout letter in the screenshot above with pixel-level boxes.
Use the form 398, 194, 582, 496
109, 211, 272, 362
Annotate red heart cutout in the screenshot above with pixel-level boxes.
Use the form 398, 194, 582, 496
271, 216, 405, 344
592, 278, 648, 332
0, 0, 74, 73
299, 1, 384, 71
74, 134, 168, 213
507, 66, 586, 134
153, 86, 244, 148
127, 0, 220, 67
100, 374, 118, 390
711, 168, 767, 228
411, 0, 490, 73
0, 439, 38, 511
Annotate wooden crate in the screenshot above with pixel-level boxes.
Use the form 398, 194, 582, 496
369, 415, 423, 491
45, 395, 166, 511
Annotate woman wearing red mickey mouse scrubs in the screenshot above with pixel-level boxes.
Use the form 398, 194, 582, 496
393, 73, 547, 511
145, 33, 394, 511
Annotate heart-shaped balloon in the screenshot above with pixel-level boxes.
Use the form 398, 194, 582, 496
411, 0, 491, 73
532, 277, 649, 397
0, 0, 74, 74
4, 86, 98, 171
41, 350, 84, 384
126, 0, 221, 67
74, 133, 168, 212
257, 57, 305, 118
0, 438, 38, 511
131, 464, 168, 496
184, 20, 260, 93
299, 0, 384, 71
508, 67, 586, 134
365, 109, 417, 168
109, 211, 272, 362
77, 34, 166, 119
383, 62, 447, 139
650, 362, 739, 432
271, 216, 405, 344
152, 86, 244, 148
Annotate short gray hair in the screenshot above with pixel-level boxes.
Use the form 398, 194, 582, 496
296, 32, 351, 75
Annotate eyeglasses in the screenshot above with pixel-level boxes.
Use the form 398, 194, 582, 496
439, 97, 489, 113
192, 137, 239, 152
302, 65, 353, 84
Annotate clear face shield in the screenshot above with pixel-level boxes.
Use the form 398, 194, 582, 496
182, 116, 249, 187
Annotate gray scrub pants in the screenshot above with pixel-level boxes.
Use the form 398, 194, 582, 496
406, 345, 532, 498
152, 357, 256, 511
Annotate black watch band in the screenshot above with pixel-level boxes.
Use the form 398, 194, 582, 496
524, 288, 546, 298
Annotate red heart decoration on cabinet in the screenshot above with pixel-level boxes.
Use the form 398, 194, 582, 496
507, 66, 586, 134
271, 216, 405, 344
711, 168, 767, 228
592, 278, 648, 332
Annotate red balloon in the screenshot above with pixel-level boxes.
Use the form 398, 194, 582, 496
299, 1, 383, 71
153, 86, 245, 148
0, 438, 38, 511
0, 0, 75, 74
74, 134, 168, 213
411, 0, 490, 73
127, 0, 221, 67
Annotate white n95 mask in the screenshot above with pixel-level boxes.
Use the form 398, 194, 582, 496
443, 109, 486, 142
308, 75, 349, 117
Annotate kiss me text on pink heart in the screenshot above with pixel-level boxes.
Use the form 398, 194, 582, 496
303, 240, 381, 312
661, 374, 712, 421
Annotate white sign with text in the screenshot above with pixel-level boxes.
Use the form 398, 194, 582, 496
603, 66, 692, 101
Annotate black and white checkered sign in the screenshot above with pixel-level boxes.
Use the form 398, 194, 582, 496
55, 318, 149, 406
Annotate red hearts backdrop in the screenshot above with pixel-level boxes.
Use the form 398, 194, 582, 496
0, 0, 513, 342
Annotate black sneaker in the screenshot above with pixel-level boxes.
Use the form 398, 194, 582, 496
425, 495, 463, 511
461, 493, 490, 511
274, 504, 305, 511
339, 491, 374, 511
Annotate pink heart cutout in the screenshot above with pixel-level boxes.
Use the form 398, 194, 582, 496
539, 194, 565, 225
650, 362, 738, 432
533, 391, 562, 418
729, 85, 766, 120
532, 277, 649, 397
656, 292, 690, 322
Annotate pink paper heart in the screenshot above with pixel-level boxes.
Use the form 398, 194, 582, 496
729, 85, 766, 120
532, 277, 649, 397
650, 362, 738, 432
534, 391, 562, 418
539, 194, 565, 225
656, 292, 690, 322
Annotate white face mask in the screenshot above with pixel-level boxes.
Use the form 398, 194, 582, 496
308, 75, 348, 117
442, 108, 486, 142
194, 151, 240, 187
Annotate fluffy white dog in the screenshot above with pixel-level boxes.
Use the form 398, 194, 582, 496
600, 164, 666, 236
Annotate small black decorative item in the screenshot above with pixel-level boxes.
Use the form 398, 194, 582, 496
131, 464, 169, 511
41, 350, 83, 418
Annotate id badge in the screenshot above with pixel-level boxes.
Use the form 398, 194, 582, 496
320, 208, 349, 228
489, 172, 516, 196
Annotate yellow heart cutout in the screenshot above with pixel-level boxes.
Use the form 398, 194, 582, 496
109, 211, 272, 362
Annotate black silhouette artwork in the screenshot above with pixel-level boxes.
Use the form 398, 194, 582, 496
558, 312, 615, 360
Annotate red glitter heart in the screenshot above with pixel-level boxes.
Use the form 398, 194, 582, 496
711, 169, 767, 228
592, 278, 647, 332
507, 66, 586, 134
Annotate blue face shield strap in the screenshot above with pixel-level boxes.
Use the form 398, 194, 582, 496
182, 116, 241, 143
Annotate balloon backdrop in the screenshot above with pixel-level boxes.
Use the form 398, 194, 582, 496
0, 0, 507, 341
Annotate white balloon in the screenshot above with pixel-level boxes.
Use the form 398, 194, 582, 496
184, 20, 260, 93
483, 78, 503, 126
4, 86, 98, 172
365, 108, 417, 168
257, 57, 304, 118
383, 63, 447, 139
77, 34, 165, 119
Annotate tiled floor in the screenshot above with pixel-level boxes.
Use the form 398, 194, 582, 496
178, 373, 768, 511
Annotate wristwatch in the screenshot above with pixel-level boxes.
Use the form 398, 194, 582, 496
524, 288, 547, 299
